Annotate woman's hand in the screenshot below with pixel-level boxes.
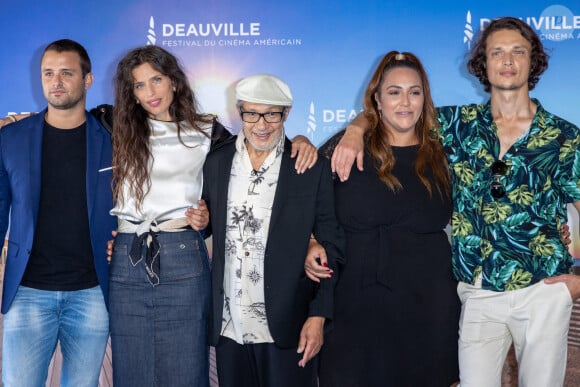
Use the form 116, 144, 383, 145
185, 199, 210, 230
106, 230, 118, 263
561, 223, 571, 246
290, 135, 317, 174
304, 237, 333, 283
0, 113, 31, 128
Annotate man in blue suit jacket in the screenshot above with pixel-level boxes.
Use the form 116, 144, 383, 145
0, 39, 115, 387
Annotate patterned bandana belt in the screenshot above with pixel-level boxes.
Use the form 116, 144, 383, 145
129, 230, 161, 285
118, 217, 192, 286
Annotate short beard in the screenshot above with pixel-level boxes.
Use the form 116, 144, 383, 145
245, 130, 283, 153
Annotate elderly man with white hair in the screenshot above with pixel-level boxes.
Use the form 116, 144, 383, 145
199, 74, 345, 387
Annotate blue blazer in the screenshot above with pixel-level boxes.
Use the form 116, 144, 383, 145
0, 109, 116, 314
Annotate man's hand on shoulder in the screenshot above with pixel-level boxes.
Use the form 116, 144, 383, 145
290, 135, 317, 174
331, 124, 365, 182
0, 113, 32, 128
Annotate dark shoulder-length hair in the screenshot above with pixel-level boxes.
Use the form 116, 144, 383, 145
112, 45, 213, 209
467, 16, 549, 92
362, 51, 449, 197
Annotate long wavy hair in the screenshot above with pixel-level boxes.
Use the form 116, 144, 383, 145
362, 51, 449, 197
467, 17, 549, 92
112, 45, 213, 209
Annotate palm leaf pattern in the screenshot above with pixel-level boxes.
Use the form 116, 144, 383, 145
438, 99, 580, 291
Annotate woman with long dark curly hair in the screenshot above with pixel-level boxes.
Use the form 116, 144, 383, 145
108, 45, 228, 387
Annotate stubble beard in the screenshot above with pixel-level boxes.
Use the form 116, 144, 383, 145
46, 87, 86, 111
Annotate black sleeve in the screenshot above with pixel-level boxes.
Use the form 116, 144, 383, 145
210, 118, 233, 151
201, 159, 213, 239
318, 129, 346, 161
89, 104, 114, 134
316, 129, 347, 182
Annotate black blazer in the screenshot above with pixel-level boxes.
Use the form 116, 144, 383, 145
203, 136, 345, 348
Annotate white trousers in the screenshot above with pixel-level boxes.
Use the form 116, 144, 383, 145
457, 280, 573, 387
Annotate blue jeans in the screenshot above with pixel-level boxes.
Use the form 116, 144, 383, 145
2, 285, 109, 387
109, 229, 211, 387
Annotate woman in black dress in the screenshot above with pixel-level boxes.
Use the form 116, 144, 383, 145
316, 51, 459, 387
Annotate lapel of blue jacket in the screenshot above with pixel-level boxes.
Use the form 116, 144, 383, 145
28, 109, 48, 227
84, 113, 106, 227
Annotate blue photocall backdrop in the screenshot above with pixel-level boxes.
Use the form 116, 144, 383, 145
1, 0, 580, 258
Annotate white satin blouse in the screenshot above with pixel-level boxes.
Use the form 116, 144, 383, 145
110, 119, 212, 223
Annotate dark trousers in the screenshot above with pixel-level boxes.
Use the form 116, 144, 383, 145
216, 336, 318, 387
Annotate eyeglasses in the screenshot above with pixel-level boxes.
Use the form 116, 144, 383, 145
239, 108, 286, 123
490, 160, 508, 199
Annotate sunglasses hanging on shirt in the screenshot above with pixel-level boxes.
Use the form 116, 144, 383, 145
490, 160, 508, 199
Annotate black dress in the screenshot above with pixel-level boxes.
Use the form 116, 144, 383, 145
319, 141, 459, 387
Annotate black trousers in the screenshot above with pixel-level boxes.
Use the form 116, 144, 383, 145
215, 336, 318, 387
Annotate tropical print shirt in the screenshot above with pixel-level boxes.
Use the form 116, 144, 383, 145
221, 130, 284, 344
438, 99, 580, 291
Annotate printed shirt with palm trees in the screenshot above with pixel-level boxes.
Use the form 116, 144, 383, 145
221, 131, 285, 344
438, 99, 580, 291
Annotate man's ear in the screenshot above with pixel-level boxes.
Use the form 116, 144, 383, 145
84, 72, 94, 90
